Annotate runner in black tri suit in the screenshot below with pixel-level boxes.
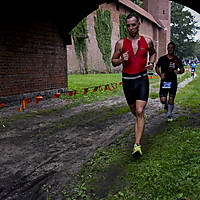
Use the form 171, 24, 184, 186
156, 42, 184, 122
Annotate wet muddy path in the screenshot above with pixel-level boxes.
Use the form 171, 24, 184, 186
0, 77, 195, 200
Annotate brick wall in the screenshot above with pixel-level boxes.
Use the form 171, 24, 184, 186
159, 29, 167, 57
0, 20, 68, 101
67, 2, 166, 74
143, 0, 170, 55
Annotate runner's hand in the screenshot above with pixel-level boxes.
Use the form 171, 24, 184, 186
161, 73, 165, 80
121, 51, 129, 62
174, 69, 179, 74
146, 63, 154, 71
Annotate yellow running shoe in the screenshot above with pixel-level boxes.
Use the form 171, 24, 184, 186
132, 144, 142, 158
167, 116, 173, 122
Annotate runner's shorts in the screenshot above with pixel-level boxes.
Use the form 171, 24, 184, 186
122, 75, 149, 105
159, 80, 177, 98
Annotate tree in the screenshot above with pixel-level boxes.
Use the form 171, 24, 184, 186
130, 0, 143, 7
171, 2, 200, 58
192, 40, 200, 60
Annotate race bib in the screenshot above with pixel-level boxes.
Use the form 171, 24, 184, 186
162, 82, 172, 89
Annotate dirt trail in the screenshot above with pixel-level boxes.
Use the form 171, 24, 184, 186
0, 77, 195, 200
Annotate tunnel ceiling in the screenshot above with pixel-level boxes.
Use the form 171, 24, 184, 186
1, 0, 200, 41
2, 0, 200, 26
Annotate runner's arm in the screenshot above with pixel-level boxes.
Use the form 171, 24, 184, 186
175, 59, 185, 74
156, 61, 165, 79
148, 39, 156, 63
175, 67, 184, 74
111, 40, 126, 67
155, 64, 161, 76
147, 38, 156, 70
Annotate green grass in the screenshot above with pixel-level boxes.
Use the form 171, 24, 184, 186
63, 70, 190, 107
68, 73, 122, 90
67, 73, 162, 91
177, 69, 191, 84
65, 70, 190, 104
60, 73, 124, 106
149, 92, 159, 99
66, 122, 200, 200
175, 67, 200, 111
65, 68, 200, 200
62, 73, 162, 107
110, 126, 200, 200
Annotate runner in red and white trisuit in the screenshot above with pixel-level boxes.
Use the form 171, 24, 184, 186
112, 12, 156, 157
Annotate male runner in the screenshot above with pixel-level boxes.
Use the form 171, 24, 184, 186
111, 12, 156, 157
156, 42, 184, 122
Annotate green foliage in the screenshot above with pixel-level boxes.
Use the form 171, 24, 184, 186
177, 69, 191, 84
64, 71, 200, 200
119, 14, 128, 39
190, 40, 200, 60
176, 66, 200, 110
66, 118, 200, 200
72, 18, 88, 74
171, 2, 200, 58
62, 73, 124, 106
67, 73, 122, 90
122, 126, 200, 200
130, 0, 143, 7
149, 92, 159, 99
94, 9, 113, 73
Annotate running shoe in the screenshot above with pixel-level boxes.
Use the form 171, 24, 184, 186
167, 116, 173, 122
132, 144, 142, 158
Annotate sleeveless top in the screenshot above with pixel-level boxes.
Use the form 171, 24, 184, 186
122, 36, 148, 75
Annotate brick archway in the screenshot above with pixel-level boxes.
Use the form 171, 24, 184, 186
65, 0, 200, 40
0, 0, 199, 104
1, 1, 199, 44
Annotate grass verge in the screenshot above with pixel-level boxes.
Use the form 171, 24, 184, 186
65, 119, 200, 200
175, 68, 200, 111
64, 68, 200, 200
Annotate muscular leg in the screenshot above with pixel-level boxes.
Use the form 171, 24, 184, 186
129, 103, 136, 116
168, 96, 175, 117
160, 96, 167, 105
168, 96, 174, 104
134, 100, 147, 144
160, 96, 168, 110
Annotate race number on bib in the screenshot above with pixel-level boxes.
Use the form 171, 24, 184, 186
162, 82, 172, 89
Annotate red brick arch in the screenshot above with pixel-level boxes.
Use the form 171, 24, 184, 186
0, 0, 199, 104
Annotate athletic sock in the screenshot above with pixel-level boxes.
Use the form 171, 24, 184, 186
167, 103, 174, 117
